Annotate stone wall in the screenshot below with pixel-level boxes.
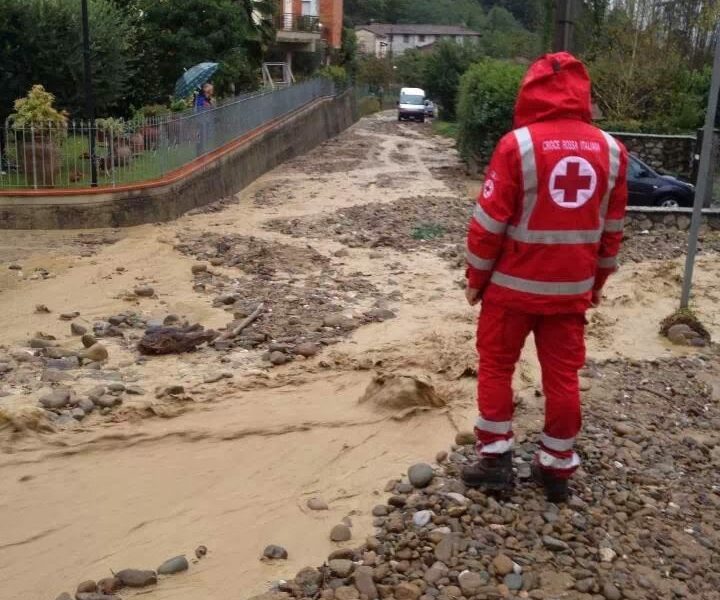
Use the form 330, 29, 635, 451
0, 91, 357, 230
625, 206, 720, 232
610, 132, 696, 177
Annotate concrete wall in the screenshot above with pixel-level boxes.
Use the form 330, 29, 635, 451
610, 132, 696, 177
0, 92, 357, 230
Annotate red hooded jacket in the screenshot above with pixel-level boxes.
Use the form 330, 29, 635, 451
466, 52, 628, 314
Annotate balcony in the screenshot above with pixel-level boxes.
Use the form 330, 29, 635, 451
275, 13, 322, 48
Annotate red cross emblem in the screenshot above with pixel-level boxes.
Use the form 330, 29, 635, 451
549, 156, 597, 208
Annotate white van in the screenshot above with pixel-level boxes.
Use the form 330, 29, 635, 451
398, 87, 426, 122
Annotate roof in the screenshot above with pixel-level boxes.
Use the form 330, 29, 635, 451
356, 23, 481, 37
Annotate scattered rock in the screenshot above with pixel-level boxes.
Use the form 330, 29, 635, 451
76, 581, 97, 594
93, 395, 122, 409
158, 555, 189, 575
81, 343, 109, 362
138, 325, 217, 355
75, 594, 120, 600
408, 463, 434, 488
81, 333, 97, 348
413, 509, 433, 527
307, 497, 329, 511
97, 577, 121, 594
39, 389, 72, 409
542, 535, 570, 551
71, 322, 88, 336
394, 582, 422, 600
269, 351, 288, 366
323, 314, 357, 330
115, 569, 157, 588
602, 582, 622, 600
599, 547, 617, 562
134, 286, 155, 297
504, 573, 523, 591
263, 545, 288, 560
330, 524, 352, 542
294, 342, 320, 358
35, 304, 51, 313
335, 586, 360, 600
60, 312, 80, 321
195, 545, 208, 559
328, 559, 355, 578
455, 431, 476, 446
125, 385, 145, 395
458, 571, 484, 596
191, 263, 208, 274
354, 566, 378, 599
493, 553, 514, 576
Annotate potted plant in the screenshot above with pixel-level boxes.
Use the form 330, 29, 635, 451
9, 85, 68, 186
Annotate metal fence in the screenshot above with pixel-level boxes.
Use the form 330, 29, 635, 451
0, 78, 335, 190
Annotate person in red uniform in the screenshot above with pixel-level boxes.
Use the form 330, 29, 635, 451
462, 52, 628, 502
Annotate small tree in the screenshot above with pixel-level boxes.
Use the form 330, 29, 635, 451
10, 85, 68, 129
457, 60, 525, 166
357, 56, 394, 94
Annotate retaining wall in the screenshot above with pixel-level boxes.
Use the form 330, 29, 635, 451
0, 91, 356, 230
625, 206, 720, 232
609, 132, 696, 177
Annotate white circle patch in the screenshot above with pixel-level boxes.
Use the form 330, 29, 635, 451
549, 156, 597, 208
482, 178, 495, 199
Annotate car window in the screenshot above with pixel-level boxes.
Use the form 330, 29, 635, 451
628, 159, 644, 179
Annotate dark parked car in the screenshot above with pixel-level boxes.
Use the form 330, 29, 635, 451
627, 154, 695, 207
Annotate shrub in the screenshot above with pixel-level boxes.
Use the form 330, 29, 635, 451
457, 60, 525, 165
317, 65, 349, 89
423, 40, 482, 120
358, 96, 381, 117
9, 84, 68, 129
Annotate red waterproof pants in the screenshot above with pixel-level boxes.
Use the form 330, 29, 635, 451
474, 302, 586, 478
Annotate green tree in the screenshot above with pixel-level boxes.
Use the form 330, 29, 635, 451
357, 56, 394, 93
394, 49, 428, 88
133, 0, 265, 103
0, 0, 135, 120
423, 39, 481, 120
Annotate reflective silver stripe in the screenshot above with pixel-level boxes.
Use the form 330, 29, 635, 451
513, 127, 537, 230
597, 256, 618, 269
480, 438, 514, 454
604, 218, 624, 232
600, 132, 622, 218
507, 226, 602, 244
475, 417, 512, 434
538, 449, 580, 471
541, 433, 576, 452
491, 272, 595, 296
473, 204, 506, 235
466, 245, 495, 271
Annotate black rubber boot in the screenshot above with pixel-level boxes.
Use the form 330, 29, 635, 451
531, 462, 570, 503
461, 452, 514, 491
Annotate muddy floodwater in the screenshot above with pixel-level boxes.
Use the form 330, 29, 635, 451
1, 113, 719, 600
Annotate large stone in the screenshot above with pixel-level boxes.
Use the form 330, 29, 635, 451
602, 582, 622, 600
335, 587, 360, 600
263, 545, 288, 559
542, 535, 570, 551
93, 395, 122, 409
134, 286, 155, 297
81, 333, 97, 348
408, 463, 434, 488
307, 497, 329, 511
455, 431, 476, 446
354, 566, 378, 599
458, 571, 485, 595
97, 577, 121, 594
76, 581, 97, 594
115, 569, 157, 588
330, 524, 352, 542
329, 559, 355, 578
294, 342, 320, 358
157, 555, 189, 574
81, 343, 109, 362
323, 314, 357, 330
39, 389, 72, 409
677, 215, 691, 231
75, 594, 121, 600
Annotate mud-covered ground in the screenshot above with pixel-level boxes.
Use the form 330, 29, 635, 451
1, 113, 719, 600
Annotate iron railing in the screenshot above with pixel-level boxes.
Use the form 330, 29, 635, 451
0, 78, 335, 190
277, 13, 321, 33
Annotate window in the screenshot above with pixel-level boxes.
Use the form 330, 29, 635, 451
404, 34, 410, 43
301, 0, 317, 15
419, 34, 426, 42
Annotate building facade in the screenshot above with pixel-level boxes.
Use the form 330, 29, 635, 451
355, 24, 481, 58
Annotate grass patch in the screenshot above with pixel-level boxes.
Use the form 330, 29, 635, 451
411, 223, 446, 240
432, 120, 459, 140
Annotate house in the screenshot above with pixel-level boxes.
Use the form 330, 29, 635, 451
273, 0, 344, 65
355, 23, 481, 58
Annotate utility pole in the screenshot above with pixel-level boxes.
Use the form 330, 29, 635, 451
680, 35, 720, 309
553, 0, 576, 52
81, 0, 98, 187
